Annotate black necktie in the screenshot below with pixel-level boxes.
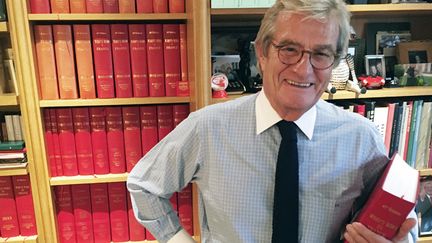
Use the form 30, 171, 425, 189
272, 120, 299, 243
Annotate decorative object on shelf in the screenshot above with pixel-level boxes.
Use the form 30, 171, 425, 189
396, 40, 432, 64
358, 75, 385, 89
327, 54, 366, 94
395, 63, 432, 86
211, 54, 245, 95
211, 73, 228, 98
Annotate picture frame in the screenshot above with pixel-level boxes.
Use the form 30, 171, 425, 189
348, 38, 366, 75
375, 30, 411, 56
365, 55, 386, 79
396, 40, 432, 64
416, 176, 432, 237
364, 22, 410, 55
394, 63, 432, 86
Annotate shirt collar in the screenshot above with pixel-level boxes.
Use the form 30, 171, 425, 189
255, 90, 316, 140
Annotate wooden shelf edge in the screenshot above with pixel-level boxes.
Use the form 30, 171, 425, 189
0, 235, 37, 242
0, 162, 28, 176
0, 21, 8, 32
28, 13, 187, 21
50, 173, 129, 186
418, 236, 432, 243
420, 169, 432, 177
39, 97, 190, 107
0, 93, 19, 106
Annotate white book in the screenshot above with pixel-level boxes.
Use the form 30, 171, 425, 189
4, 115, 15, 141
3, 59, 18, 96
398, 102, 409, 158
12, 115, 22, 141
415, 102, 432, 170
373, 106, 389, 141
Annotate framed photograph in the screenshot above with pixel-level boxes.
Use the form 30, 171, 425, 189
416, 177, 432, 237
394, 63, 432, 86
375, 30, 411, 55
348, 38, 366, 75
365, 55, 386, 78
365, 22, 410, 55
396, 40, 432, 64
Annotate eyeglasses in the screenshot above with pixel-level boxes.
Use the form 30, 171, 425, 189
271, 42, 338, 70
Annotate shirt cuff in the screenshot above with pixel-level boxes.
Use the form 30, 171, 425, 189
167, 229, 196, 243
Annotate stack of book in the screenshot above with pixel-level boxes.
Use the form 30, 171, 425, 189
0, 141, 26, 167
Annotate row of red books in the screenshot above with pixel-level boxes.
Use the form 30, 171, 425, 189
30, 0, 185, 14
0, 175, 37, 238
43, 104, 189, 177
55, 182, 193, 242
34, 23, 188, 100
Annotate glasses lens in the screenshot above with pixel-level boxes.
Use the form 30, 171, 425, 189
310, 51, 335, 69
275, 43, 335, 69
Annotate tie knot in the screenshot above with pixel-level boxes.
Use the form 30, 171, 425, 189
277, 120, 297, 141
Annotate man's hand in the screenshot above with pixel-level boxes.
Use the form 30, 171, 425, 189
344, 218, 417, 243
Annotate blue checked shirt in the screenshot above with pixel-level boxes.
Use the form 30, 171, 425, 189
127, 91, 412, 243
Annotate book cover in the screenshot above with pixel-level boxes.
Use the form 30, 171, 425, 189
50, 0, 70, 13
43, 109, 57, 177
173, 104, 189, 127
111, 24, 133, 98
86, 0, 103, 13
90, 183, 111, 242
57, 108, 79, 176
157, 104, 174, 140
72, 108, 95, 175
122, 106, 142, 172
108, 182, 129, 242
136, 0, 153, 12
71, 185, 94, 242
55, 185, 77, 243
140, 106, 158, 155
146, 24, 165, 97
119, 0, 135, 12
177, 24, 189, 96
178, 183, 193, 235
384, 103, 396, 156
50, 109, 64, 176
70, 0, 87, 12
92, 24, 115, 98
129, 24, 149, 97
163, 24, 181, 97
0, 176, 20, 237
169, 0, 184, 13
106, 107, 126, 173
12, 175, 37, 236
89, 107, 110, 174
153, 0, 168, 13
29, 0, 51, 13
102, 0, 119, 12
0, 140, 24, 150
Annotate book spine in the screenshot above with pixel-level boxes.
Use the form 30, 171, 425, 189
139, 106, 158, 155
173, 104, 189, 127
129, 24, 149, 97
70, 0, 87, 13
29, 0, 51, 13
153, 0, 168, 13
146, 24, 165, 97
178, 183, 193, 235
12, 115, 23, 141
0, 176, 20, 237
122, 106, 142, 172
34, 25, 59, 100
50, 0, 70, 13
89, 107, 110, 174
177, 24, 189, 96
108, 182, 129, 242
57, 108, 79, 176
4, 115, 15, 141
162, 24, 181, 97
91, 24, 115, 98
111, 24, 133, 98
73, 108, 95, 175
119, 0, 136, 13
86, 0, 103, 13
106, 107, 126, 173
53, 25, 79, 99
71, 185, 94, 242
12, 175, 37, 236
50, 109, 64, 176
127, 191, 146, 240
43, 109, 57, 177
136, 0, 153, 13
157, 104, 174, 140
102, 0, 119, 12
169, 0, 184, 13
90, 183, 111, 242
73, 24, 96, 99
55, 185, 77, 243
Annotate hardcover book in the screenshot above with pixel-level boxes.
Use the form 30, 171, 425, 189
111, 24, 133, 98
146, 24, 165, 97
71, 184, 94, 242
90, 183, 111, 242
0, 176, 20, 237
89, 107, 110, 174
73, 25, 96, 99
12, 175, 37, 236
72, 108, 95, 175
106, 107, 126, 173
129, 24, 149, 97
92, 24, 115, 98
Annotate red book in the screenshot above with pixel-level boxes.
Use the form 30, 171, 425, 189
111, 24, 133, 98
136, 0, 152, 13
354, 104, 366, 117
173, 104, 189, 127
34, 25, 59, 100
126, 191, 145, 241
119, 0, 135, 13
50, 0, 70, 13
55, 185, 76, 243
0, 176, 20, 237
43, 109, 57, 177
146, 24, 165, 97
86, 0, 103, 13
57, 108, 79, 176
177, 24, 189, 96
163, 24, 180, 97
73, 25, 96, 99
12, 175, 37, 236
29, 0, 51, 13
122, 106, 142, 172
140, 106, 158, 155
152, 0, 167, 13
71, 185, 94, 242
108, 182, 129, 242
70, 0, 87, 12
384, 103, 396, 156
169, 0, 184, 13
349, 153, 419, 240
178, 183, 193, 235
89, 107, 110, 174
53, 25, 78, 99
129, 24, 149, 97
50, 109, 64, 176
106, 107, 126, 173
73, 108, 95, 175
102, 0, 119, 12
92, 24, 115, 98
157, 105, 174, 140
90, 183, 111, 243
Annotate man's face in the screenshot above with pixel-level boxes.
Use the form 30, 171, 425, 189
257, 12, 339, 119
424, 181, 432, 195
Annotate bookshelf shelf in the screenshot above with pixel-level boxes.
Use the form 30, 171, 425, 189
28, 13, 187, 21
0, 93, 19, 106
0, 21, 8, 32
39, 97, 190, 107
0, 235, 37, 242
50, 173, 128, 186
420, 169, 432, 177
0, 162, 28, 176
418, 236, 432, 243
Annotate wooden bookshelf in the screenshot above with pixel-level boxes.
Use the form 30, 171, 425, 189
50, 173, 128, 186
0, 21, 8, 32
0, 235, 37, 243
39, 97, 191, 108
0, 93, 19, 106
28, 13, 187, 21
0, 162, 28, 176
418, 236, 432, 243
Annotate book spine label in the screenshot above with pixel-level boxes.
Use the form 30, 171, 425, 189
55, 185, 77, 243
12, 175, 37, 236
136, 0, 153, 12
163, 24, 180, 97
71, 185, 94, 242
140, 106, 158, 155
129, 24, 149, 97
73, 25, 96, 99
73, 108, 95, 175
173, 104, 189, 127
92, 24, 115, 98
102, 0, 119, 12
86, 0, 103, 13
146, 24, 165, 97
157, 105, 174, 140
89, 107, 110, 174
122, 106, 142, 172
0, 176, 20, 237
57, 108, 79, 176
108, 182, 129, 242
90, 183, 111, 242
106, 107, 126, 173
111, 24, 133, 98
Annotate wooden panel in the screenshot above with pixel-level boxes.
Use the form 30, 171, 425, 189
50, 173, 128, 185
28, 13, 187, 21
0, 235, 37, 242
39, 97, 190, 107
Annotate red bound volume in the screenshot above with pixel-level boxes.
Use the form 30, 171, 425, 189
12, 175, 37, 236
108, 182, 129, 242
43, 109, 57, 177
106, 107, 126, 173
71, 185, 94, 242
139, 106, 158, 155
122, 106, 142, 172
55, 185, 77, 243
50, 109, 64, 176
73, 25, 96, 99
129, 24, 149, 97
136, 0, 152, 13
152, 0, 167, 13
127, 191, 146, 240
92, 24, 115, 98
177, 24, 189, 96
72, 108, 95, 175
57, 108, 79, 176
178, 183, 193, 235
173, 104, 189, 127
169, 0, 184, 13
90, 183, 111, 243
102, 0, 119, 12
146, 24, 165, 97
34, 25, 59, 100
89, 107, 110, 174
53, 25, 78, 99
162, 24, 181, 97
70, 0, 87, 12
29, 0, 51, 13
111, 24, 133, 98
119, 0, 135, 13
157, 105, 174, 140
0, 176, 20, 237
86, 0, 103, 13
50, 0, 70, 13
